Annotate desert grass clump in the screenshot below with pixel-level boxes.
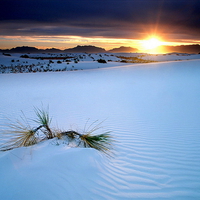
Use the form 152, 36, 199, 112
0, 107, 114, 156
0, 118, 37, 151
79, 133, 113, 156
33, 107, 54, 139
59, 129, 113, 156
78, 120, 113, 154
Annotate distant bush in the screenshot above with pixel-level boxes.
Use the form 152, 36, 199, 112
20, 54, 29, 58
57, 60, 62, 64
118, 56, 156, 63
3, 53, 11, 56
97, 59, 107, 63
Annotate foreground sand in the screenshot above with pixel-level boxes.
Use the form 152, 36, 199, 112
0, 59, 200, 199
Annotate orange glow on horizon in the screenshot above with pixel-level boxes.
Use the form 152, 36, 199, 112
139, 36, 167, 53
0, 35, 198, 53
142, 38, 162, 49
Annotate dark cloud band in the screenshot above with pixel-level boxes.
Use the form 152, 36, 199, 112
0, 0, 199, 40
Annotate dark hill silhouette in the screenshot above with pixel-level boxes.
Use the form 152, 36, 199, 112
45, 48, 62, 53
64, 45, 106, 53
109, 46, 138, 53
9, 46, 39, 53
0, 46, 62, 53
155, 44, 200, 54
162, 44, 200, 54
0, 44, 200, 54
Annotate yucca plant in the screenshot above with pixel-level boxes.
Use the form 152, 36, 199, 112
59, 130, 113, 156
79, 132, 113, 156
0, 118, 37, 151
33, 107, 54, 139
0, 107, 114, 156
0, 108, 51, 151
59, 120, 114, 156
81, 120, 113, 154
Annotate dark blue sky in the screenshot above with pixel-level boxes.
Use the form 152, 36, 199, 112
0, 0, 199, 49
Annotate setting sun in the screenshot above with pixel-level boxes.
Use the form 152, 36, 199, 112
142, 37, 163, 50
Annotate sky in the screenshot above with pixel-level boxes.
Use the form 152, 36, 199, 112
0, 0, 200, 52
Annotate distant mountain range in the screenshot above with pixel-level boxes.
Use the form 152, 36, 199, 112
108, 46, 138, 53
0, 45, 105, 53
65, 45, 106, 53
159, 44, 200, 54
0, 44, 200, 54
0, 45, 138, 54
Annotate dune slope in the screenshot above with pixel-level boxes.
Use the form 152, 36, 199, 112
0, 60, 200, 199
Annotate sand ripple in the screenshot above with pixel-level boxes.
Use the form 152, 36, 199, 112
1, 60, 200, 199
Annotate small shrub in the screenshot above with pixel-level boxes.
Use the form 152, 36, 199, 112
3, 53, 11, 56
97, 59, 107, 63
20, 54, 29, 58
0, 107, 114, 156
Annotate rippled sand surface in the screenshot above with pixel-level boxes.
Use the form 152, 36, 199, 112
0, 60, 200, 199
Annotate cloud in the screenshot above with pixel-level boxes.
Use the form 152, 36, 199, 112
0, 0, 200, 42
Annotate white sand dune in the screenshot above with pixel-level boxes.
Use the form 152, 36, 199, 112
0, 57, 200, 199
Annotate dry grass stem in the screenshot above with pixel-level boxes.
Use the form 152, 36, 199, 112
33, 107, 54, 139
0, 120, 37, 151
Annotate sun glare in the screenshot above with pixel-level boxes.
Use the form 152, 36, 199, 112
142, 37, 163, 50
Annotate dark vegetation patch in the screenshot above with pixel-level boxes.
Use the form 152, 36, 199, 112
97, 59, 107, 63
20, 54, 30, 58
19, 54, 74, 60
3, 53, 11, 56
117, 56, 156, 63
